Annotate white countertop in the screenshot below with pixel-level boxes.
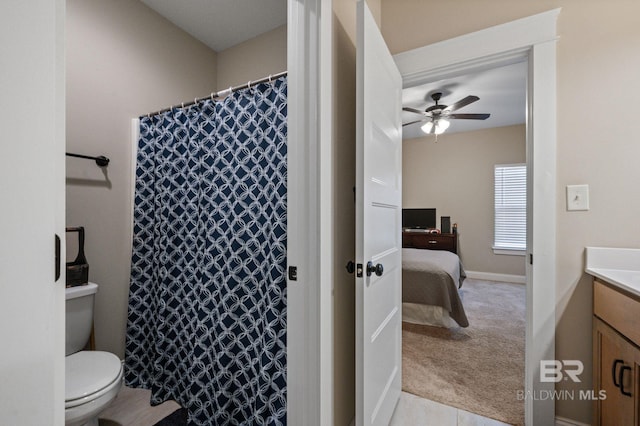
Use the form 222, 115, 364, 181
585, 247, 640, 297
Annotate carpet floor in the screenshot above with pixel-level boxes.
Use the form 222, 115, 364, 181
402, 278, 525, 425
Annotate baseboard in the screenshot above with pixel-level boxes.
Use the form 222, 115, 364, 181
555, 416, 590, 426
466, 271, 527, 284
465, 270, 526, 284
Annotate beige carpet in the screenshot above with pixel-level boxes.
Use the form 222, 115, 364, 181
402, 278, 525, 425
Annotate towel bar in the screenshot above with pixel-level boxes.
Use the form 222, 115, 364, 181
66, 152, 110, 167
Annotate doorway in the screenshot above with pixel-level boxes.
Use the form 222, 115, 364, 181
64, 0, 328, 423
343, 6, 559, 425
393, 9, 559, 424
400, 60, 528, 424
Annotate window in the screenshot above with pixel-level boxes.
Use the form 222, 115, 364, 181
494, 163, 526, 254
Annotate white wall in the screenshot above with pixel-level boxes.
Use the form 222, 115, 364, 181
403, 125, 526, 276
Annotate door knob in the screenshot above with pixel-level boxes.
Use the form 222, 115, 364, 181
346, 261, 355, 274
366, 261, 384, 277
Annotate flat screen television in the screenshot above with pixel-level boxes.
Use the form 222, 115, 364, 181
402, 208, 436, 229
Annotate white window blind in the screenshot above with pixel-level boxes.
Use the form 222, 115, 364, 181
494, 164, 526, 252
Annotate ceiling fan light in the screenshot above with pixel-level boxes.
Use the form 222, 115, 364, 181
421, 121, 434, 134
433, 118, 450, 135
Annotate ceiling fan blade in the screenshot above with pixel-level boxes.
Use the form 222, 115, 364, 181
449, 113, 491, 120
402, 119, 427, 127
443, 95, 479, 112
402, 106, 427, 115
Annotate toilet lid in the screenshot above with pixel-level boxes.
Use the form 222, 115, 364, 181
65, 351, 122, 402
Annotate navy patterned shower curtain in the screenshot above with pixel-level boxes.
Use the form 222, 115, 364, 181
125, 77, 287, 425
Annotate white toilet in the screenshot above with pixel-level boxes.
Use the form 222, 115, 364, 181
65, 283, 123, 426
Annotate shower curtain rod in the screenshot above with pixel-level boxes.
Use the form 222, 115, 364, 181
146, 70, 287, 118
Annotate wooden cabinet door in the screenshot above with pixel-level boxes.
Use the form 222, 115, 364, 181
594, 318, 637, 426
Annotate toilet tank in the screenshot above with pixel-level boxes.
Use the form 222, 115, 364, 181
65, 282, 98, 356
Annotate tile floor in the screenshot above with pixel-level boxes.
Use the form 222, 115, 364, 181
100, 387, 511, 426
390, 392, 512, 426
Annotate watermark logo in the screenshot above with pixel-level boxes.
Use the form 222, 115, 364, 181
516, 389, 607, 401
540, 360, 583, 383
515, 360, 606, 401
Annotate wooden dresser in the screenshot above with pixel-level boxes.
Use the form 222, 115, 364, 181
402, 230, 457, 254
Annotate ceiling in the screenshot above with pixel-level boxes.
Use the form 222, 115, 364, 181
138, 1, 524, 138
141, 0, 287, 52
402, 61, 527, 140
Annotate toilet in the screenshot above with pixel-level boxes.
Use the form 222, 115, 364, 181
65, 283, 123, 426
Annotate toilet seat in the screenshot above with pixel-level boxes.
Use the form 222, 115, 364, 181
65, 351, 123, 409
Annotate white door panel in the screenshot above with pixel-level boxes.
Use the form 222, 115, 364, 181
0, 0, 65, 424
355, 2, 403, 425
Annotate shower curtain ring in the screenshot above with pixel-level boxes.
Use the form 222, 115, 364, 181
181, 102, 185, 108
268, 74, 273, 83
247, 81, 252, 90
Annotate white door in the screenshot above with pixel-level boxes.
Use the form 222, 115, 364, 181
0, 0, 65, 424
355, 2, 403, 425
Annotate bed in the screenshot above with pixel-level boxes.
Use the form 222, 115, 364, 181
402, 247, 469, 328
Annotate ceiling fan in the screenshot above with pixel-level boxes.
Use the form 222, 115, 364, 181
403, 92, 490, 135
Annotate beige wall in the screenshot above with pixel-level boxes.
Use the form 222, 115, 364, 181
403, 125, 526, 276
67, 0, 287, 360
216, 25, 287, 89
332, 2, 357, 425
66, 0, 218, 358
382, 0, 640, 423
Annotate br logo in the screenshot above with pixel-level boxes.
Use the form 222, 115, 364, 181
540, 360, 583, 383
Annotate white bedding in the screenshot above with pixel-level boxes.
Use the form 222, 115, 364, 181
402, 303, 459, 328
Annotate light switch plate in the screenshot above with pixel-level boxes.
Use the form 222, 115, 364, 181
566, 184, 589, 211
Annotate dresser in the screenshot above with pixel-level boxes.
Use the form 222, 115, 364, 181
402, 230, 457, 254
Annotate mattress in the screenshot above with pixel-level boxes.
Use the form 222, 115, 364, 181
402, 248, 468, 327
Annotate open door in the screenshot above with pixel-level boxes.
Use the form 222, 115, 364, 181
0, 0, 65, 424
355, 2, 403, 425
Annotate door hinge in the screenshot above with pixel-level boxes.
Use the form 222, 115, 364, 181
288, 266, 298, 281
529, 253, 533, 265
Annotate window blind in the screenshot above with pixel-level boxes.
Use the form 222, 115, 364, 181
494, 164, 526, 251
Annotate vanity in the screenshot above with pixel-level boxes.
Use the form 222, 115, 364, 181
586, 247, 640, 425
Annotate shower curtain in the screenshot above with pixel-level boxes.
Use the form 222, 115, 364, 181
125, 77, 287, 425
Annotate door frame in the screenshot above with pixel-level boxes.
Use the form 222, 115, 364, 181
287, 0, 334, 424
393, 9, 559, 425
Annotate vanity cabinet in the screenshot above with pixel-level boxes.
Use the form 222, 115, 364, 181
593, 279, 640, 425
